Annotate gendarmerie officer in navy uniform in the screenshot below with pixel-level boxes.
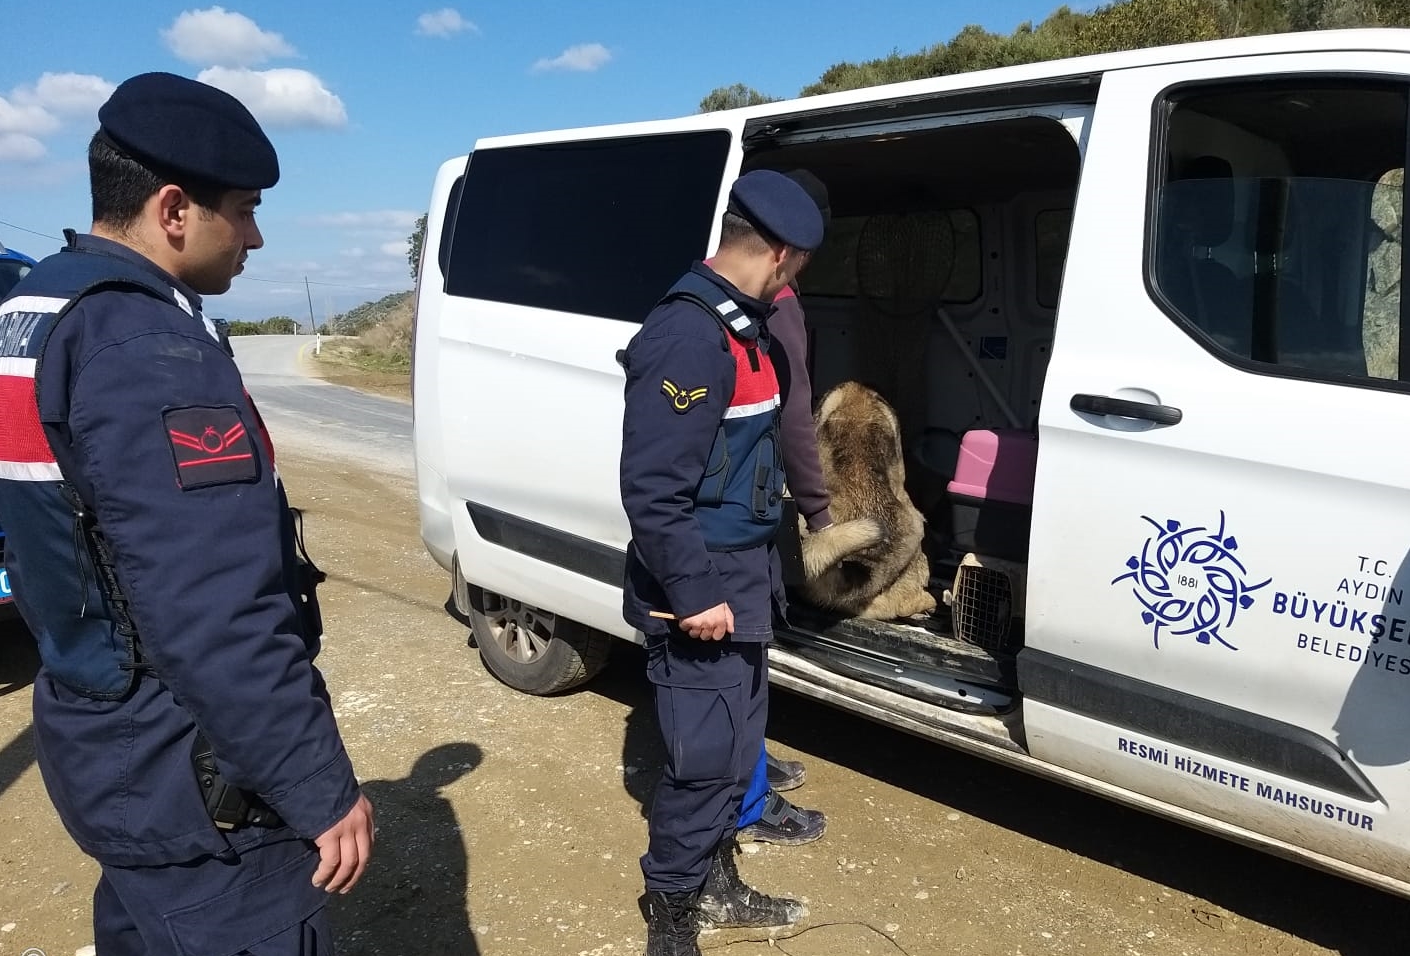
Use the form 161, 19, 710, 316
619, 170, 825, 956
0, 73, 373, 955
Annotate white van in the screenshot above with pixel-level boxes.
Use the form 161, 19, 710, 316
413, 29, 1410, 898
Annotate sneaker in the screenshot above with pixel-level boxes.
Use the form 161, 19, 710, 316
737, 790, 826, 846
764, 752, 805, 792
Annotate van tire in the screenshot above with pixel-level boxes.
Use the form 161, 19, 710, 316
468, 585, 612, 695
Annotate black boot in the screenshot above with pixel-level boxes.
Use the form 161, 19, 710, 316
645, 889, 702, 956
697, 837, 807, 929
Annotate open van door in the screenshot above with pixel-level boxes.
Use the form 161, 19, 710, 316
1026, 49, 1410, 887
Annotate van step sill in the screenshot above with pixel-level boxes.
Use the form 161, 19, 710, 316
766, 646, 1026, 755
780, 602, 1015, 688
773, 634, 1014, 714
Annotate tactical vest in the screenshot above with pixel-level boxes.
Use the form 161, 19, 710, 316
656, 271, 784, 551
0, 247, 210, 699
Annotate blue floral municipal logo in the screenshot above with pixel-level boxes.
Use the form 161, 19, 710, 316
1111, 512, 1272, 650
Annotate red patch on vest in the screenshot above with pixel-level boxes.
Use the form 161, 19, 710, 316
163, 405, 259, 489
726, 338, 779, 411
0, 371, 54, 465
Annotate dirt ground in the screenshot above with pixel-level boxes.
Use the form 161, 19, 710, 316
2, 448, 1410, 956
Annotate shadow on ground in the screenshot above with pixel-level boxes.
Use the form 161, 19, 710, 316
590, 643, 662, 818
329, 742, 485, 956
0, 621, 38, 698
0, 625, 39, 803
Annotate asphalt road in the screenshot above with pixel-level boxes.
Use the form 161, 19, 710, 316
230, 334, 413, 476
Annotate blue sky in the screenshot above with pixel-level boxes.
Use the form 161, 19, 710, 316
2, 1, 1082, 324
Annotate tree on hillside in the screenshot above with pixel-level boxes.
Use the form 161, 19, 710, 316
408, 212, 427, 281
698, 84, 779, 112
1215, 0, 1289, 34
805, 50, 934, 96
1375, 0, 1410, 24
326, 291, 415, 337
263, 316, 297, 335
801, 7, 1100, 95
1284, 0, 1382, 26
1075, 0, 1221, 56
226, 316, 297, 336
752, 0, 1410, 101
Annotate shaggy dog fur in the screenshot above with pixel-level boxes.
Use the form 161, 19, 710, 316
799, 382, 936, 620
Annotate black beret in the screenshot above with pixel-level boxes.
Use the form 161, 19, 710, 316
98, 72, 279, 190
728, 169, 825, 252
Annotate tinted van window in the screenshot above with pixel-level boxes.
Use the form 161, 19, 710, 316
445, 130, 732, 323
0, 260, 30, 299
1151, 81, 1408, 385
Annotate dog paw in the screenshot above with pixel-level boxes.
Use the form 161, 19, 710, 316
856, 517, 888, 546
910, 595, 939, 617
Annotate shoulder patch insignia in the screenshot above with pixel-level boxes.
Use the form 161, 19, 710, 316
661, 379, 709, 414
163, 405, 259, 490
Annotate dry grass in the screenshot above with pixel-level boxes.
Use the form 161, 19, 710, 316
319, 300, 413, 375
355, 308, 413, 371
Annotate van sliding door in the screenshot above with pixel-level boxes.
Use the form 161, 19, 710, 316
1026, 51, 1410, 888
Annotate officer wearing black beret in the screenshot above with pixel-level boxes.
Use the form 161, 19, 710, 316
619, 169, 825, 955
0, 72, 372, 955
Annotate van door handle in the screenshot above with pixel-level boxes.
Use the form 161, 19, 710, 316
1070, 393, 1182, 426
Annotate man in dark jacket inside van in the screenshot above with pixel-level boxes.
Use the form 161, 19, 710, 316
734, 169, 832, 847
619, 169, 825, 955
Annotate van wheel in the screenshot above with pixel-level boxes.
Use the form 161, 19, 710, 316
469, 586, 612, 695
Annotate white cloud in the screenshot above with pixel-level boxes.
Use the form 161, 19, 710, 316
0, 74, 117, 166
0, 96, 59, 138
416, 8, 478, 37
163, 6, 296, 67
12, 73, 115, 117
532, 43, 611, 73
340, 247, 367, 258
197, 67, 347, 129
309, 210, 420, 229
0, 133, 46, 162
380, 240, 409, 257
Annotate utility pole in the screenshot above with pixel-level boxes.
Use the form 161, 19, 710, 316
304, 276, 316, 335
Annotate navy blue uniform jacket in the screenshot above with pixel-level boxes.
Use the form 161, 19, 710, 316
0, 236, 358, 866
619, 263, 787, 640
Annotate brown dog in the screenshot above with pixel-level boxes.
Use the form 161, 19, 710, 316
799, 382, 936, 620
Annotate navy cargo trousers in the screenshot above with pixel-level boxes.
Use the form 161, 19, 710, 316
640, 632, 768, 892
92, 830, 331, 956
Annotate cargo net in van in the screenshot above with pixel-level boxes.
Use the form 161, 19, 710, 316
948, 553, 1025, 655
